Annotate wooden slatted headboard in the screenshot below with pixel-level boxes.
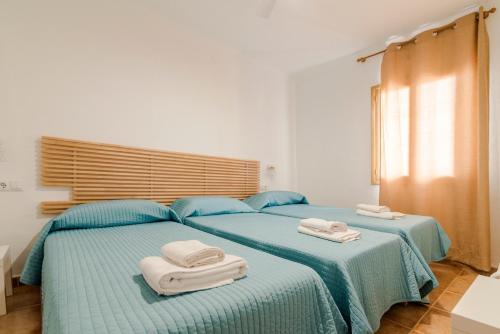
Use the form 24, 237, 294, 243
41, 136, 260, 214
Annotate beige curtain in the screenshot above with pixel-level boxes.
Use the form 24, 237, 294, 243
380, 8, 490, 271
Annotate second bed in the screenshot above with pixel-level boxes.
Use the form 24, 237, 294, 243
172, 197, 438, 334
245, 191, 451, 263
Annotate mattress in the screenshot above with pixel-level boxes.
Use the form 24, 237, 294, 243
183, 213, 436, 334
36, 222, 347, 334
261, 204, 451, 263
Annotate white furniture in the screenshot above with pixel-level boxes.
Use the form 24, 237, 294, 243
0, 245, 13, 316
452, 275, 500, 334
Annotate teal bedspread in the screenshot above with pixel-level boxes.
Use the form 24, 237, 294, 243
183, 213, 435, 334
31, 222, 346, 334
262, 204, 451, 263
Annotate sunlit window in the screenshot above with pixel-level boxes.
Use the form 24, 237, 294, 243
377, 76, 456, 182
381, 86, 410, 180
416, 76, 456, 181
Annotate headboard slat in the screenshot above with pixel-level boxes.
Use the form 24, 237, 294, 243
41, 136, 260, 214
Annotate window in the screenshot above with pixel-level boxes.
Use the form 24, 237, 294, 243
415, 76, 456, 181
371, 85, 381, 185
383, 85, 410, 180
370, 77, 456, 185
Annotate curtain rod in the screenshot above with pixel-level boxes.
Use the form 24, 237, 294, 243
357, 7, 496, 63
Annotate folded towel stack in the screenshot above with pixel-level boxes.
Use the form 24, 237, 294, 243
162, 240, 225, 267
300, 218, 348, 233
298, 218, 360, 243
356, 204, 390, 213
356, 204, 406, 220
140, 240, 247, 296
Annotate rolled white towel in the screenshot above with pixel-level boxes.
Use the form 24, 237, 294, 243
356, 209, 406, 220
300, 218, 348, 233
161, 240, 225, 268
356, 204, 391, 213
139, 254, 248, 296
298, 225, 360, 243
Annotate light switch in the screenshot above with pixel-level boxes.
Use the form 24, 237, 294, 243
9, 181, 22, 191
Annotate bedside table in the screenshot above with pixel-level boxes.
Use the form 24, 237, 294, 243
451, 275, 500, 333
0, 245, 13, 316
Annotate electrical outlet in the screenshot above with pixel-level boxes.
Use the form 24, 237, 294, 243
0, 181, 22, 192
0, 181, 9, 191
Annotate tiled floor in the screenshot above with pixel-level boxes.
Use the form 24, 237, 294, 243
0, 260, 484, 334
376, 260, 482, 334
0, 284, 41, 334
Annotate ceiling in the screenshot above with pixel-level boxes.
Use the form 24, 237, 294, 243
148, 0, 481, 72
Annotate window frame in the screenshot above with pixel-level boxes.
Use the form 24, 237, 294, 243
371, 85, 381, 185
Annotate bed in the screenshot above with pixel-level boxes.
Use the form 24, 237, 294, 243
173, 197, 438, 334
21, 200, 347, 334
245, 191, 451, 263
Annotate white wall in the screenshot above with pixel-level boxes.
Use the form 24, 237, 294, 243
292, 47, 382, 206
293, 5, 500, 266
0, 0, 294, 274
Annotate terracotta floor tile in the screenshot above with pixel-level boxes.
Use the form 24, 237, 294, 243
433, 291, 462, 312
429, 261, 462, 275
431, 264, 461, 287
456, 270, 479, 284
0, 305, 42, 334
427, 263, 462, 304
384, 302, 429, 328
428, 284, 446, 304
6, 286, 41, 313
375, 318, 412, 334
447, 277, 474, 295
414, 308, 451, 334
